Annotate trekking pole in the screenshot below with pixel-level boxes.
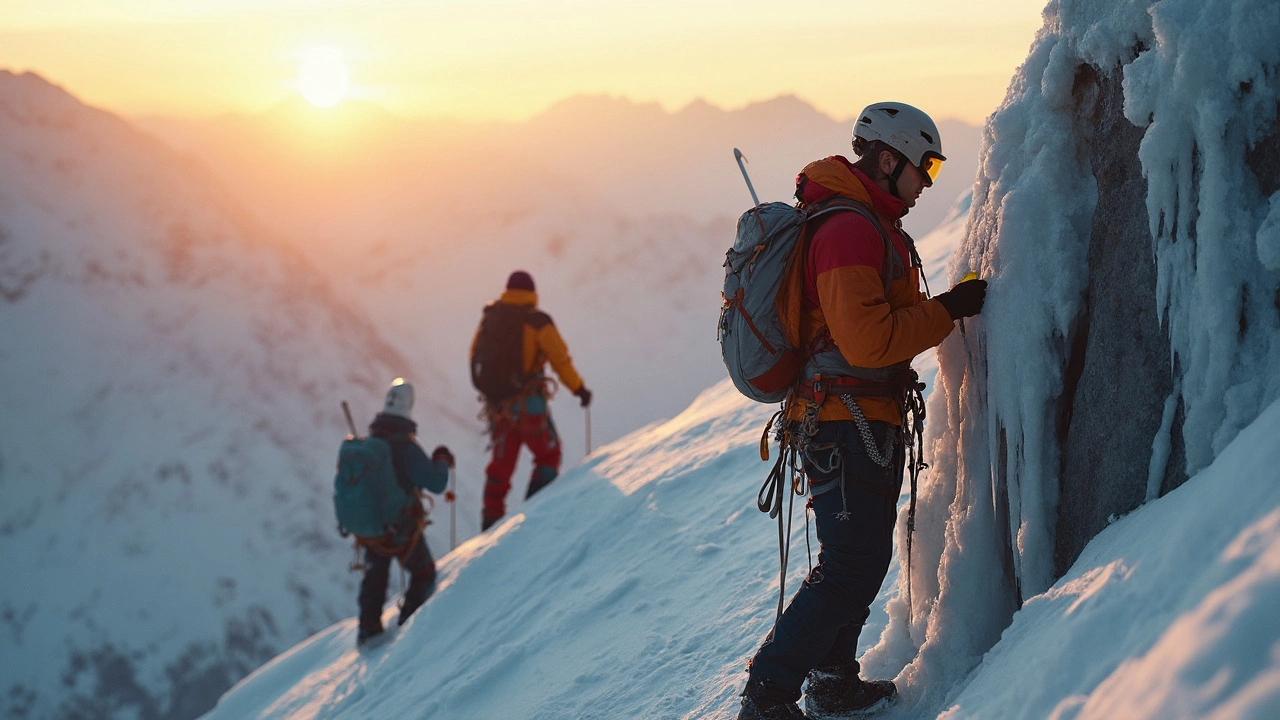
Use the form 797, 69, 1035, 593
585, 406, 593, 456
341, 400, 358, 438
733, 148, 762, 207
448, 468, 457, 551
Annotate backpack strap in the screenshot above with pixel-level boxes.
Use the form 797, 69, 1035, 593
371, 431, 417, 498
526, 310, 552, 329
803, 198, 899, 297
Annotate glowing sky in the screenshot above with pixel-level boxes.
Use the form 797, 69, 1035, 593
0, 0, 1047, 123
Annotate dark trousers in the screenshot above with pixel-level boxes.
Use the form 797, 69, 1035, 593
357, 532, 435, 632
748, 419, 903, 702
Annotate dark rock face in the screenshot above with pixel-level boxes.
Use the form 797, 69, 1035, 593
1246, 103, 1280, 196
41, 605, 283, 720
1248, 107, 1280, 330
1052, 66, 1186, 577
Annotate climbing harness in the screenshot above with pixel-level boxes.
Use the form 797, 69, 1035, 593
757, 369, 928, 625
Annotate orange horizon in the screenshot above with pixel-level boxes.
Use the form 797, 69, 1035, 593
0, 1, 1046, 127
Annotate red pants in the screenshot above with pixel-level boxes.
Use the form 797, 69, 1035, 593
483, 410, 561, 524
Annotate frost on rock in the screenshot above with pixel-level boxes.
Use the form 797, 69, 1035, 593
863, 0, 1280, 711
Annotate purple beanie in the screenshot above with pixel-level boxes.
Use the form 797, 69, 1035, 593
506, 271, 535, 292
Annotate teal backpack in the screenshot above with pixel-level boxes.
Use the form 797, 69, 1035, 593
333, 436, 413, 538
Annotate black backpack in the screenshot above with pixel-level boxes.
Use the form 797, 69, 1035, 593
470, 303, 531, 404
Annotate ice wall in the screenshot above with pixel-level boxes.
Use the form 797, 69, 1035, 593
865, 0, 1280, 708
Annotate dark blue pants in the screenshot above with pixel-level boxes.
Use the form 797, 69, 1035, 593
748, 419, 903, 702
358, 532, 435, 632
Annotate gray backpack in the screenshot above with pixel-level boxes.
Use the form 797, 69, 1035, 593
718, 199, 889, 403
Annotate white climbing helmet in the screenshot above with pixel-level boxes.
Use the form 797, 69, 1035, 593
853, 101, 946, 184
383, 377, 415, 419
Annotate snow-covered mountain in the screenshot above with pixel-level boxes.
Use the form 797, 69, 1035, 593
198, 0, 1280, 718
0, 70, 476, 720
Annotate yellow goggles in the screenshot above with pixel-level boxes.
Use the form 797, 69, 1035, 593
919, 154, 944, 184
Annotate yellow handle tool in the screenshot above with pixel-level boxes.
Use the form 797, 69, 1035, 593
961, 271, 979, 283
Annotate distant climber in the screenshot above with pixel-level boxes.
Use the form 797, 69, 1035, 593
333, 378, 455, 646
736, 103, 987, 719
470, 271, 591, 531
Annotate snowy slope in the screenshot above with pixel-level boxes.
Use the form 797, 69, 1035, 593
201, 383, 1280, 720
936, 396, 1280, 719
0, 71, 474, 720
200, 382, 863, 720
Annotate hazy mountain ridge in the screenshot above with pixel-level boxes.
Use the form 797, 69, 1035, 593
135, 92, 980, 240
0, 70, 470, 720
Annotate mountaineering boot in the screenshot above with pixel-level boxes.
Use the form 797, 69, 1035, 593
356, 624, 384, 647
738, 678, 807, 720
397, 569, 437, 626
803, 665, 896, 718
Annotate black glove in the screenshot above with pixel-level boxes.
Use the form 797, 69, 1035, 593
574, 386, 593, 408
431, 445, 455, 469
935, 278, 988, 320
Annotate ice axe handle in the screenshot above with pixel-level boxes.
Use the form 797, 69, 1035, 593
734, 148, 762, 208
341, 401, 358, 438
958, 272, 980, 336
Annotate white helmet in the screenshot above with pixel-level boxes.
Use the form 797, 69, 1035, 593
853, 101, 946, 185
383, 377, 415, 419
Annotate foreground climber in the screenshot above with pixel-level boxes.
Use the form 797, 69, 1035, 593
470, 271, 592, 531
334, 378, 454, 646
738, 103, 987, 719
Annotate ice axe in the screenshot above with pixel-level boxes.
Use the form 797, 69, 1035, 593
341, 400, 359, 438
957, 270, 979, 350
956, 271, 985, 397
734, 148, 762, 207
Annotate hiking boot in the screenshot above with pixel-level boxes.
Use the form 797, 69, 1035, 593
356, 624, 384, 647
738, 679, 807, 720
803, 665, 896, 718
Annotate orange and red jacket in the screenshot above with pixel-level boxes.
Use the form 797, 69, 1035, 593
787, 156, 954, 425
473, 289, 585, 395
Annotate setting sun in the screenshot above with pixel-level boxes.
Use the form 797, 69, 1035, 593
297, 47, 350, 108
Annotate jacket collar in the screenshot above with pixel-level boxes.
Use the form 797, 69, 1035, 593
499, 289, 538, 306
370, 412, 417, 436
797, 155, 907, 222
